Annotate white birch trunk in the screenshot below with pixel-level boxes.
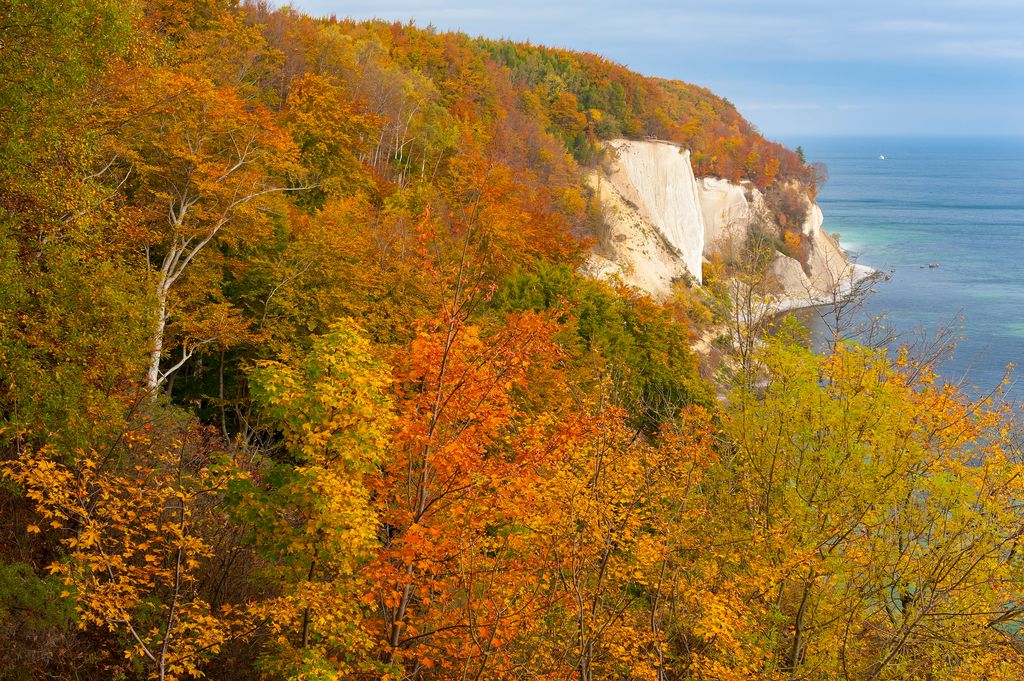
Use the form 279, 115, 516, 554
146, 271, 170, 392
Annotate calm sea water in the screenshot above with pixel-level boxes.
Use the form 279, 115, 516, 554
783, 136, 1024, 399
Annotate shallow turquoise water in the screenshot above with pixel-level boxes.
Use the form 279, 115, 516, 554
783, 136, 1024, 398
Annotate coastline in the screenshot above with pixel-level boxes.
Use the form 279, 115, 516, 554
768, 261, 878, 316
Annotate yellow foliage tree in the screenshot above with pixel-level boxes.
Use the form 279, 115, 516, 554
243, 319, 394, 678
4, 419, 242, 681
712, 340, 1024, 680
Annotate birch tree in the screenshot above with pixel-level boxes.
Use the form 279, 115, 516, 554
115, 67, 300, 391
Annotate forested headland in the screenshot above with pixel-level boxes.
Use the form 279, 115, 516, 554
1, 1, 1022, 679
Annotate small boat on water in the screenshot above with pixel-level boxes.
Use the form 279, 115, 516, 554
879, 154, 886, 160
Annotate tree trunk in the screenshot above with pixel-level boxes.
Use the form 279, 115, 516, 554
146, 276, 169, 393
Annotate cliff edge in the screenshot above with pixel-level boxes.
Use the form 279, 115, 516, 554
584, 140, 705, 294
586, 138, 865, 306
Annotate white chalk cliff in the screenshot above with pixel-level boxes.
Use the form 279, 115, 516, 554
584, 140, 705, 294
698, 177, 752, 255
587, 138, 859, 303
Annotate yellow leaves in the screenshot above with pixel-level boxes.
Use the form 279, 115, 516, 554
252, 319, 394, 471
710, 338, 1024, 678
26, 524, 40, 534
77, 527, 101, 549
3, 421, 246, 679
245, 321, 395, 671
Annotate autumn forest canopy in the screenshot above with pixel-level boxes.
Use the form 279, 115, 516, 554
1, 1, 1023, 679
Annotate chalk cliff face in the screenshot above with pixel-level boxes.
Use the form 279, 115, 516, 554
585, 172, 693, 297
802, 202, 850, 292
764, 190, 859, 299
588, 138, 856, 303
697, 177, 752, 255
585, 140, 705, 295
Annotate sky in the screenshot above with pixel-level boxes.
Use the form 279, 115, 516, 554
288, 0, 1024, 140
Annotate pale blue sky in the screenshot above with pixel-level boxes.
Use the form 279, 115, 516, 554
289, 0, 1024, 138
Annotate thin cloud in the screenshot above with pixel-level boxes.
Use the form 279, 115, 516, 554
935, 39, 1024, 60
870, 19, 977, 33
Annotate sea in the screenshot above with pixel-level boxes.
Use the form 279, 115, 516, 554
781, 136, 1024, 401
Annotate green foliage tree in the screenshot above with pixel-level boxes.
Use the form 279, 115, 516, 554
494, 262, 712, 431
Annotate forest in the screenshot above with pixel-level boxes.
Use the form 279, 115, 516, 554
1, 1, 1022, 679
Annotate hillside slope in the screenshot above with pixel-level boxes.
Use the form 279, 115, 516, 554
5, 4, 1011, 681
479, 40, 814, 186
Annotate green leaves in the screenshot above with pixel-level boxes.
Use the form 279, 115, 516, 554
0, 0, 135, 170
495, 261, 712, 431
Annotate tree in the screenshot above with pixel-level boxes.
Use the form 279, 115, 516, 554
3, 415, 244, 681
286, 73, 381, 207
529, 398, 717, 680
717, 340, 1024, 679
242, 319, 394, 677
708, 231, 780, 379
366, 311, 561, 677
109, 64, 301, 391
494, 262, 711, 432
0, 0, 152, 457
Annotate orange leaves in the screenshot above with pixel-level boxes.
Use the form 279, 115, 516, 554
113, 55, 305, 388
18, 4, 1024, 679
525, 399, 721, 679
438, 147, 584, 273
387, 312, 559, 492
363, 309, 564, 675
761, 156, 782, 186
362, 306, 719, 678
781, 229, 808, 263
285, 72, 382, 200
119, 65, 300, 249
548, 91, 588, 139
